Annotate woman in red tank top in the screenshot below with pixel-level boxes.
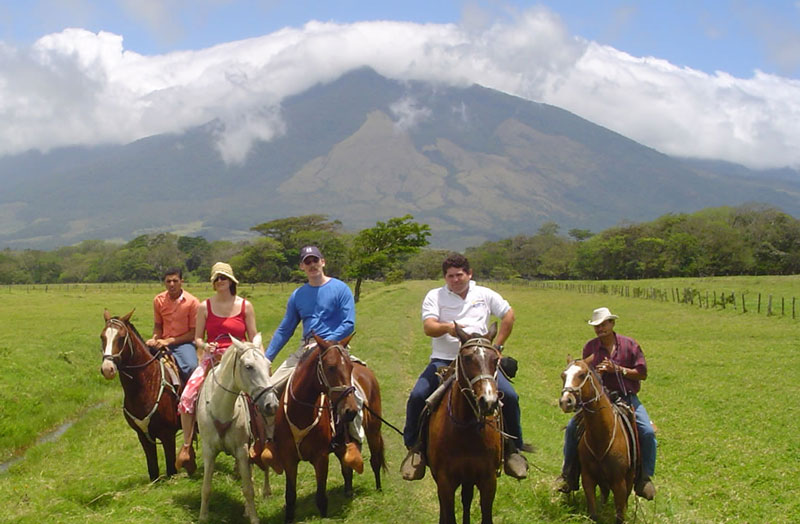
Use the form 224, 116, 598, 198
176, 262, 261, 475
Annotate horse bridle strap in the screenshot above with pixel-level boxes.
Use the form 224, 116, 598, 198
561, 362, 604, 410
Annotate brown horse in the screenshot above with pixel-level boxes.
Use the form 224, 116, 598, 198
269, 333, 385, 522
559, 354, 635, 524
427, 323, 503, 524
100, 309, 180, 481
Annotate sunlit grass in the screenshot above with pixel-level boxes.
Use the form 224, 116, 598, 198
1, 278, 800, 522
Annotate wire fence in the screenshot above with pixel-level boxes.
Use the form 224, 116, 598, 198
518, 281, 799, 320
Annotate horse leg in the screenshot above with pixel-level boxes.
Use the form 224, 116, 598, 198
314, 454, 330, 517
436, 475, 458, 524
367, 427, 385, 491
461, 482, 474, 524
262, 465, 271, 498
340, 459, 354, 498
284, 460, 298, 523
235, 447, 259, 524
162, 429, 178, 478
610, 478, 629, 524
582, 472, 599, 522
477, 475, 497, 524
135, 430, 159, 481
199, 449, 217, 522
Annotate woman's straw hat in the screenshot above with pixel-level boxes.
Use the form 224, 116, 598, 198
210, 262, 238, 284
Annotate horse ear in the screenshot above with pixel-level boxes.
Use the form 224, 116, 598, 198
566, 354, 572, 364
454, 323, 469, 343
340, 332, 354, 346
486, 322, 498, 342
121, 309, 135, 323
584, 353, 595, 366
103, 309, 111, 321
312, 332, 328, 348
252, 332, 262, 348
229, 335, 242, 348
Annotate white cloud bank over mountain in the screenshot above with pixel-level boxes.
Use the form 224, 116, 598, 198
1, 7, 798, 169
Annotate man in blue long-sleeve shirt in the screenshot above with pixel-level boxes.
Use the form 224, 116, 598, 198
262, 245, 362, 470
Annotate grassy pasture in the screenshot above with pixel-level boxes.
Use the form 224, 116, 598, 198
0, 278, 799, 523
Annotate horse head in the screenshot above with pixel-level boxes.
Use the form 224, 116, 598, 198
228, 334, 279, 417
454, 322, 501, 417
100, 309, 136, 380
559, 354, 600, 413
312, 332, 358, 424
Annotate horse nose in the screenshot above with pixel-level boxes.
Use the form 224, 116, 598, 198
257, 390, 279, 417
478, 394, 499, 416
341, 409, 357, 423
100, 360, 117, 380
559, 393, 575, 413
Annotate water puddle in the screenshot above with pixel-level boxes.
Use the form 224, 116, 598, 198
0, 402, 105, 475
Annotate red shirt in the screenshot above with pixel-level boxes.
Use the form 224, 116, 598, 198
153, 290, 199, 339
582, 333, 647, 395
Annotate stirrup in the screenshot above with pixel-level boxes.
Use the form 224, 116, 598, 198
400, 445, 426, 481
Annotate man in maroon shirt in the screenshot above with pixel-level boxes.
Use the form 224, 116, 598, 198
557, 307, 657, 500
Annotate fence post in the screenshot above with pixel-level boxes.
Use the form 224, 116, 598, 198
793, 297, 796, 320
758, 293, 761, 314
767, 295, 772, 316
742, 293, 746, 313
782, 296, 785, 317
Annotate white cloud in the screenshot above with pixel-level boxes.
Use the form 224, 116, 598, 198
0, 7, 798, 169
390, 96, 431, 132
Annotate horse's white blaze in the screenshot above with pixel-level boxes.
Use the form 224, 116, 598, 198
102, 325, 120, 356
563, 363, 582, 389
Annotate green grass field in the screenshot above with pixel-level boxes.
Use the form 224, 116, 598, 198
1, 278, 799, 523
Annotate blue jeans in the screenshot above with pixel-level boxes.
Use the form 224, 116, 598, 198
403, 359, 524, 449
171, 343, 198, 382
563, 393, 657, 478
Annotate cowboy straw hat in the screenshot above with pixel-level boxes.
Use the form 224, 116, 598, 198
210, 262, 239, 284
588, 307, 618, 325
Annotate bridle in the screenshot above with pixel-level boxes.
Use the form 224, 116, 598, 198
102, 318, 159, 375
209, 344, 273, 406
561, 360, 605, 413
452, 337, 501, 422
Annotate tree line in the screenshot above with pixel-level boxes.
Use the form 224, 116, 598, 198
2, 205, 799, 289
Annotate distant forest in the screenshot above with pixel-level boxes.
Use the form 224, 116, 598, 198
1, 204, 799, 285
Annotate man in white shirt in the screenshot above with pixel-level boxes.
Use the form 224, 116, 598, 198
401, 253, 531, 480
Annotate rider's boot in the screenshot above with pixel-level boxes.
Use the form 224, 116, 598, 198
635, 476, 656, 500
343, 441, 364, 474
400, 441, 426, 481
503, 440, 528, 480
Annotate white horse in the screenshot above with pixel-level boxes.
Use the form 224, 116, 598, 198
196, 333, 278, 524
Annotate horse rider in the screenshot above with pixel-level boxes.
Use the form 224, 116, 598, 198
145, 267, 199, 383
557, 306, 657, 500
401, 252, 532, 481
260, 245, 364, 471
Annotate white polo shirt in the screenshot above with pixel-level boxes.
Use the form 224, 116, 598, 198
421, 280, 511, 361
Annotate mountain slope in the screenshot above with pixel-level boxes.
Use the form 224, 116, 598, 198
1, 67, 798, 249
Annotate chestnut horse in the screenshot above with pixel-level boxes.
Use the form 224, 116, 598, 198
559, 354, 635, 524
100, 309, 180, 481
427, 323, 503, 524
270, 333, 385, 523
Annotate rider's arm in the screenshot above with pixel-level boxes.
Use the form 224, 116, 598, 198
194, 300, 209, 358
265, 293, 301, 362
328, 283, 355, 341
494, 307, 515, 347
423, 317, 456, 338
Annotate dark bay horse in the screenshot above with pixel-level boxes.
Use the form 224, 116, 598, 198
560, 354, 635, 524
427, 323, 503, 524
269, 333, 385, 522
100, 309, 180, 481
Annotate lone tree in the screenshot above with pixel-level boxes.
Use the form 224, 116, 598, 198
347, 214, 430, 302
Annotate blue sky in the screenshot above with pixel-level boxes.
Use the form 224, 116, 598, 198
4, 1, 798, 79
0, 1, 799, 169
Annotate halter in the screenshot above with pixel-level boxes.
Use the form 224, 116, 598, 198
103, 318, 160, 376
316, 343, 357, 403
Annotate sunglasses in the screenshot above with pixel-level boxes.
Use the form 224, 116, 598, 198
302, 256, 320, 264
214, 275, 229, 282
